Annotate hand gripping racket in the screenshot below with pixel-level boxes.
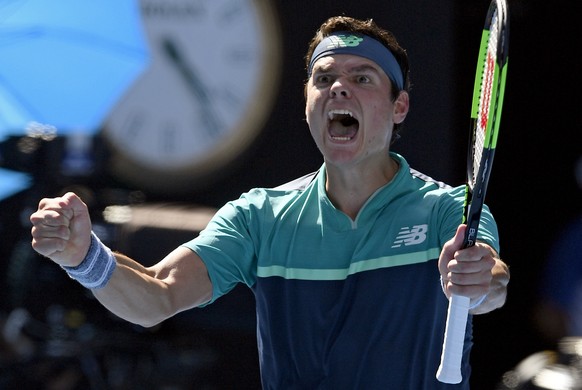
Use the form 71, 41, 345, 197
436, 0, 509, 384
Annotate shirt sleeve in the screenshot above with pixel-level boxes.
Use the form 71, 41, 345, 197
181, 194, 260, 305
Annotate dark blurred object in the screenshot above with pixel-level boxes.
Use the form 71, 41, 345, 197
2, 200, 260, 389
497, 337, 582, 390
0, 305, 221, 389
533, 156, 582, 346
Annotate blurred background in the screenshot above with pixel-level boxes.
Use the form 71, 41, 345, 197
1, 0, 580, 389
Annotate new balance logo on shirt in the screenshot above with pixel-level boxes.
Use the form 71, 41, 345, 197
391, 224, 428, 248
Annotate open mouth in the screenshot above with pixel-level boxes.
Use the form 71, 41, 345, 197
328, 109, 359, 141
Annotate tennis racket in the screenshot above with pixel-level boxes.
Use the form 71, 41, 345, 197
436, 0, 509, 384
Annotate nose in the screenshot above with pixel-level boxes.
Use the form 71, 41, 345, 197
329, 80, 350, 98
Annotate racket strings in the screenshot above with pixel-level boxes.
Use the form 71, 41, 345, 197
473, 9, 500, 185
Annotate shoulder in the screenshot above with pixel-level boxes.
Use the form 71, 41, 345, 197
222, 169, 320, 218
409, 167, 452, 191
391, 152, 452, 191
394, 154, 462, 201
272, 170, 319, 191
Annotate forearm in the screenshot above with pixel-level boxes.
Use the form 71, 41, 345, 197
470, 258, 509, 315
92, 248, 213, 327
92, 253, 176, 327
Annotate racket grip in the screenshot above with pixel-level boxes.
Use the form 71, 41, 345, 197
436, 294, 470, 384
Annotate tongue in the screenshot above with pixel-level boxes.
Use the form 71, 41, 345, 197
329, 119, 358, 138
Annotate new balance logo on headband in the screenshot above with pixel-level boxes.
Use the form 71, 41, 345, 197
325, 34, 363, 49
391, 224, 428, 248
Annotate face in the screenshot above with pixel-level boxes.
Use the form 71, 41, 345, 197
305, 54, 408, 169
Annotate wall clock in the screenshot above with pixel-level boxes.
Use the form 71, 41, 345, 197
103, 0, 282, 193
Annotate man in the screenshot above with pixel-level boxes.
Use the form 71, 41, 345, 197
31, 16, 509, 389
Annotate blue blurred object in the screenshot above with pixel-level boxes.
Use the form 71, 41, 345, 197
0, 167, 30, 201
0, 0, 149, 141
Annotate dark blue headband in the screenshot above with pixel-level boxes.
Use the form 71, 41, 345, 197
308, 32, 404, 90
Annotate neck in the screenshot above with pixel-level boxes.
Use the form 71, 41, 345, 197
325, 156, 399, 220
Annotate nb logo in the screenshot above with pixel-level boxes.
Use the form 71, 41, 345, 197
326, 34, 363, 49
391, 224, 428, 248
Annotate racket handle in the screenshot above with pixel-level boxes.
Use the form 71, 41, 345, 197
436, 294, 470, 384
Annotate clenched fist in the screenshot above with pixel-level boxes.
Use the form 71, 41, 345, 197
30, 192, 92, 267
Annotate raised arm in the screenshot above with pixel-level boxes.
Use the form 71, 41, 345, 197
30, 192, 212, 327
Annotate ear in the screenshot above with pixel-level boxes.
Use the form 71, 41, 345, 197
392, 91, 409, 124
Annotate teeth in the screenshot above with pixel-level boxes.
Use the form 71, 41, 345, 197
331, 136, 352, 141
328, 109, 353, 120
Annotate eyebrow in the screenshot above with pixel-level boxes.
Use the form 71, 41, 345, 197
312, 61, 381, 75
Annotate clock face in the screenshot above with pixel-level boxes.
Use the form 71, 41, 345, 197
103, 0, 281, 192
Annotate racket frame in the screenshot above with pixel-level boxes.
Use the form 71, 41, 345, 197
436, 0, 509, 384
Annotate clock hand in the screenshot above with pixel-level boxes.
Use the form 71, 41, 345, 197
162, 37, 222, 137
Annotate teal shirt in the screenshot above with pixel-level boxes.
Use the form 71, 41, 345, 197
183, 153, 499, 389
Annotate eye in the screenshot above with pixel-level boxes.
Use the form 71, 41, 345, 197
356, 75, 371, 84
315, 74, 332, 84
